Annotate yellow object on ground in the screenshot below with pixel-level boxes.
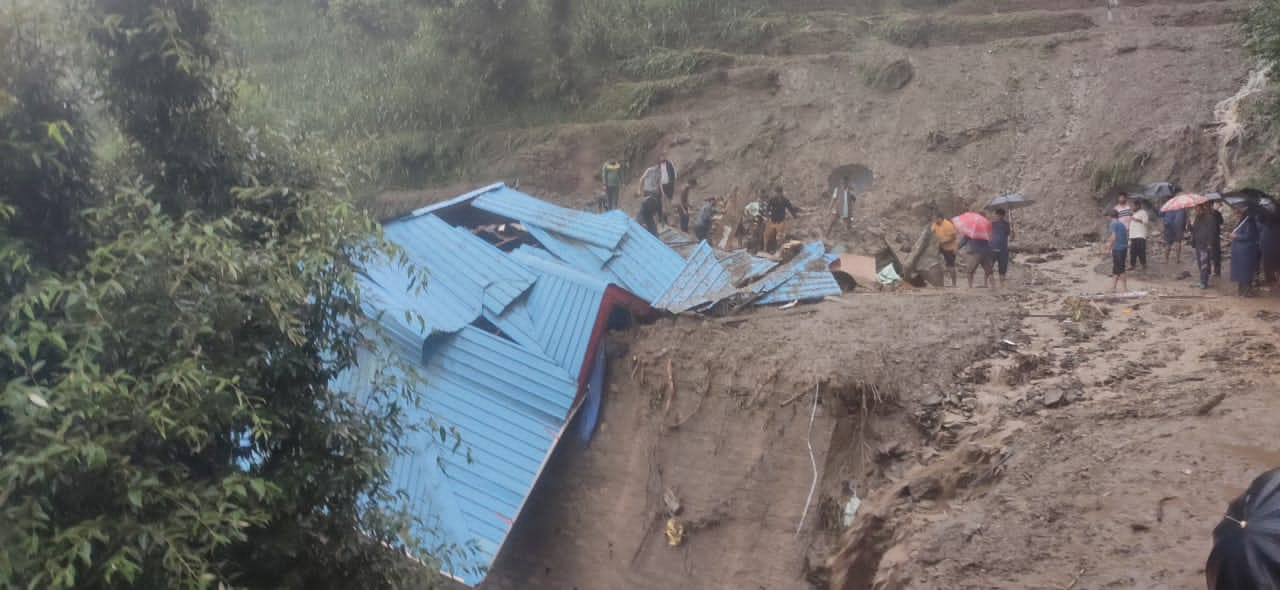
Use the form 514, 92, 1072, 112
665, 518, 685, 547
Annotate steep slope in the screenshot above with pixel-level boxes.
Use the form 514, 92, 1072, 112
384, 0, 1253, 252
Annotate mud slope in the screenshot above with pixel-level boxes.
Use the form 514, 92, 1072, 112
394, 0, 1251, 252
483, 297, 1016, 590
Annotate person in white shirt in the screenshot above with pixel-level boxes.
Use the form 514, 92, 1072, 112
1128, 197, 1150, 271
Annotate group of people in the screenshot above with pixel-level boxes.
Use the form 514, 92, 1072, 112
930, 209, 1015, 288
603, 157, 808, 254
1104, 191, 1280, 296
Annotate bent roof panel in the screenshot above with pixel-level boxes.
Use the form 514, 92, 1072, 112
653, 241, 737, 312
370, 214, 536, 335
473, 185, 628, 249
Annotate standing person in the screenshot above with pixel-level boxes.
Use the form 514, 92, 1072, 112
930, 213, 960, 287
1210, 203, 1224, 277
601, 159, 623, 211
1260, 213, 1280, 288
658, 158, 676, 203
1106, 210, 1129, 293
990, 208, 1014, 288
764, 186, 798, 253
741, 194, 767, 253
676, 179, 697, 233
1128, 197, 1150, 271
1114, 192, 1134, 229
829, 176, 856, 229
1161, 206, 1187, 264
957, 233, 995, 288
1191, 203, 1221, 289
638, 164, 665, 234
1230, 203, 1261, 297
692, 197, 716, 242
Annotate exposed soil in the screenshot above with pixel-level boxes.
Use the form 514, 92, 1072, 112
396, 1, 1279, 588
485, 296, 1017, 589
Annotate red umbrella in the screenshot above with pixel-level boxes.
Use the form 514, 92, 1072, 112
1160, 193, 1208, 212
951, 212, 992, 241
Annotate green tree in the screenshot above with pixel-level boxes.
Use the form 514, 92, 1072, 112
1, 1, 451, 588
1247, 0, 1280, 68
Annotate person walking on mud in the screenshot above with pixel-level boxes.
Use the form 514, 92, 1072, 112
990, 208, 1014, 288
676, 179, 697, 233
1191, 202, 1221, 290
692, 197, 716, 242
659, 158, 677, 204
637, 163, 666, 235
1106, 210, 1129, 292
958, 233, 995, 288
1230, 202, 1261, 297
931, 213, 960, 287
764, 186, 798, 253
1162, 205, 1188, 264
601, 159, 623, 211
1128, 197, 1150, 271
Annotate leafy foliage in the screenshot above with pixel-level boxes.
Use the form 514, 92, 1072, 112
1, 1, 450, 588
1247, 0, 1280, 69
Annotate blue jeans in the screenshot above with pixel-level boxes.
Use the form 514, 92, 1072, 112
1196, 247, 1212, 287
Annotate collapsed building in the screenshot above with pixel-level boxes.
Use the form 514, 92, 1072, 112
330, 183, 854, 585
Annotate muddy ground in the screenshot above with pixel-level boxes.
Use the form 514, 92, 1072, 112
481, 242, 1280, 590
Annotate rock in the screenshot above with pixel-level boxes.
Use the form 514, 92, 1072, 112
1041, 388, 1068, 408
1025, 256, 1048, 264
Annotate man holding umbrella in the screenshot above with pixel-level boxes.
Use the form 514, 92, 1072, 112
952, 211, 996, 288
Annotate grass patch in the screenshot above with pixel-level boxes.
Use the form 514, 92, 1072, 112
1084, 149, 1152, 195
618, 48, 735, 80
588, 73, 723, 120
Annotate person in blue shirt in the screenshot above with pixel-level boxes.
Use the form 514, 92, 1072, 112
990, 208, 1014, 288
1106, 210, 1129, 293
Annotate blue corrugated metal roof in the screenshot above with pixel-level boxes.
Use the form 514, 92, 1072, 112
409, 182, 506, 217
749, 241, 829, 296
331, 322, 579, 587
754, 271, 842, 304
523, 212, 685, 303
598, 211, 687, 302
473, 185, 629, 250
653, 241, 738, 312
487, 250, 609, 378
366, 214, 536, 335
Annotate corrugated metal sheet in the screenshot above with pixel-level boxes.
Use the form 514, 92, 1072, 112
332, 322, 579, 587
524, 212, 685, 303
409, 182, 505, 217
754, 271, 842, 305
653, 241, 737, 312
488, 250, 609, 378
659, 226, 699, 258
367, 214, 536, 335
599, 211, 687, 302
749, 241, 829, 296
718, 250, 778, 284
473, 185, 629, 250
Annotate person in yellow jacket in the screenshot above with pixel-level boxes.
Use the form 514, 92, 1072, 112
931, 213, 960, 287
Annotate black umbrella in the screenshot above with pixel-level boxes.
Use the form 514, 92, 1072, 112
1207, 468, 1280, 590
1144, 182, 1180, 199
988, 192, 1035, 210
827, 164, 874, 193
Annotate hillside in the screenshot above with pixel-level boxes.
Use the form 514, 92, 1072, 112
377, 0, 1257, 252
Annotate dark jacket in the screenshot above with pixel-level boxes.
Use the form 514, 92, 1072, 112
766, 195, 798, 223
1191, 211, 1222, 250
